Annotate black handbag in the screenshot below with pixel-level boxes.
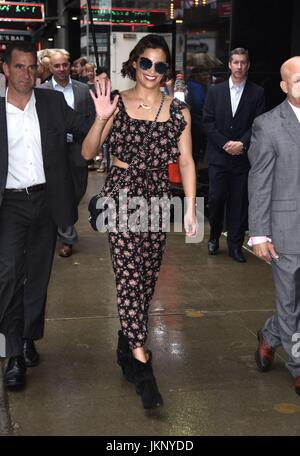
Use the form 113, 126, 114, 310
88, 195, 109, 231
88, 94, 165, 232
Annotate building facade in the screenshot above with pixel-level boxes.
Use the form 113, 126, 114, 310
1, 0, 300, 108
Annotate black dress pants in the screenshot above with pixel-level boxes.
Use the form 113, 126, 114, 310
69, 160, 88, 206
208, 164, 248, 251
0, 190, 57, 357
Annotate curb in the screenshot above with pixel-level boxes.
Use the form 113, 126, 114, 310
0, 361, 13, 436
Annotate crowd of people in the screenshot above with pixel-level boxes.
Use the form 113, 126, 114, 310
1, 36, 300, 408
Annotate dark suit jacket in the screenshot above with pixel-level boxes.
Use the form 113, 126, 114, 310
202, 79, 265, 171
41, 78, 95, 167
0, 88, 93, 227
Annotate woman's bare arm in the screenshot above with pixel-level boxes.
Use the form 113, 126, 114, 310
82, 78, 119, 160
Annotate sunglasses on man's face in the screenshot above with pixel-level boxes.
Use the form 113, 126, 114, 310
138, 57, 169, 75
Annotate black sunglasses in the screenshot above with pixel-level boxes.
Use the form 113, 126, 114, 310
138, 57, 169, 75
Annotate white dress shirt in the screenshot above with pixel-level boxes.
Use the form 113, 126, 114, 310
52, 76, 74, 108
229, 76, 246, 117
249, 100, 300, 246
52, 76, 74, 142
6, 90, 46, 189
288, 100, 300, 122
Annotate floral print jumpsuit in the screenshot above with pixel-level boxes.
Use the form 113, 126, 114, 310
101, 95, 187, 348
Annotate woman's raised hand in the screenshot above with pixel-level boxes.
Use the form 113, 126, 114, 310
90, 77, 119, 121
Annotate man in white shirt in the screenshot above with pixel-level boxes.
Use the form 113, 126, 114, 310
42, 49, 95, 258
248, 56, 300, 396
203, 48, 265, 262
0, 42, 94, 389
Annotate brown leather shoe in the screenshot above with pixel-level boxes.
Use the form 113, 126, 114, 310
295, 376, 300, 395
58, 243, 73, 257
255, 329, 275, 372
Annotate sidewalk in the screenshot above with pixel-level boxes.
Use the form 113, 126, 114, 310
0, 364, 12, 435
1, 172, 300, 436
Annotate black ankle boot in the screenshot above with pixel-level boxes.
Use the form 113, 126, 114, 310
116, 330, 135, 383
133, 351, 163, 409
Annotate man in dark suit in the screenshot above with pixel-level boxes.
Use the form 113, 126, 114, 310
42, 49, 95, 258
0, 42, 94, 388
203, 48, 265, 262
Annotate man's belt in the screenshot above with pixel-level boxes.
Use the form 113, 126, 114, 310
5, 184, 46, 194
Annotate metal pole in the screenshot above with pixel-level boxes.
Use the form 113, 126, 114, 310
172, 18, 176, 77
229, 0, 235, 51
86, 0, 101, 74
56, 0, 68, 49
86, 3, 89, 60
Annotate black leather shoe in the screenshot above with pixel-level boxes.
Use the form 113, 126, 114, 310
23, 339, 40, 367
208, 239, 219, 255
229, 249, 246, 263
4, 356, 27, 388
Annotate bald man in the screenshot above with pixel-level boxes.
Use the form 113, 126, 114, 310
42, 49, 95, 257
248, 56, 300, 395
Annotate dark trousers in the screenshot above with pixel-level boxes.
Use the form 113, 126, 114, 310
69, 160, 88, 206
0, 190, 57, 357
57, 159, 88, 245
191, 120, 206, 167
208, 164, 248, 251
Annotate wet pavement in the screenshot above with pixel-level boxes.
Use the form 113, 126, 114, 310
1, 172, 300, 436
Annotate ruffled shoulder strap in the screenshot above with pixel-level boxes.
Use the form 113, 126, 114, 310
170, 98, 188, 135
170, 97, 188, 115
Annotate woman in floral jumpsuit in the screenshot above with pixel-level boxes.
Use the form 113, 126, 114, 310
82, 35, 196, 409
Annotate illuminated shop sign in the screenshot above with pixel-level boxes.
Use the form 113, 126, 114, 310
81, 7, 167, 27
0, 32, 30, 42
218, 2, 231, 17
0, 2, 44, 22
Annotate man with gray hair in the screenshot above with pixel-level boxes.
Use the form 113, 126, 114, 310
249, 56, 300, 395
36, 49, 52, 84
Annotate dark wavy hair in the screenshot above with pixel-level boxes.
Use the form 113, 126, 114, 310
121, 34, 172, 83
